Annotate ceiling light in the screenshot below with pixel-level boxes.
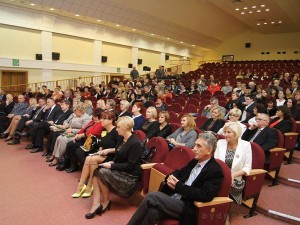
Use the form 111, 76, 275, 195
243, 7, 248, 9
249, 11, 253, 14
261, 5, 265, 7
151, 34, 155, 36
257, 23, 261, 26
97, 19, 101, 22
265, 9, 270, 11
241, 12, 245, 15
235, 8, 239, 11
132, 29, 136, 31
30, 3, 35, 6
271, 21, 275, 24
166, 37, 170, 40
75, 14, 79, 17
278, 21, 282, 23
264, 22, 267, 25
192, 45, 195, 47
252, 6, 256, 8
50, 8, 54, 11
180, 41, 183, 44
116, 24, 120, 26
257, 9, 261, 12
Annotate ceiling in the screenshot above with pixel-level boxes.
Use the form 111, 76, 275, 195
1, 0, 299, 51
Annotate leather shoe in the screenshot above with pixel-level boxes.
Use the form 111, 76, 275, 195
65, 166, 77, 173
42, 152, 51, 157
7, 139, 20, 145
25, 144, 36, 149
4, 137, 13, 142
30, 148, 43, 153
0, 133, 9, 139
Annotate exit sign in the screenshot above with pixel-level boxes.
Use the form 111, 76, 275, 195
12, 59, 20, 66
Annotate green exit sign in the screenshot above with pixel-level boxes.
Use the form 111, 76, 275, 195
12, 59, 20, 66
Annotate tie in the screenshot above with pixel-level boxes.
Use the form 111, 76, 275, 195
34, 107, 44, 119
250, 129, 261, 142
46, 107, 54, 120
171, 163, 201, 200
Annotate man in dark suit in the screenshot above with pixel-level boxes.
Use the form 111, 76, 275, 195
25, 98, 64, 153
241, 95, 255, 123
127, 133, 224, 225
63, 90, 73, 107
242, 113, 278, 162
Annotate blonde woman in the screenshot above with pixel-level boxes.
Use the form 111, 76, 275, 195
84, 99, 94, 116
141, 106, 160, 139
200, 106, 225, 134
3, 98, 38, 142
218, 108, 247, 135
166, 114, 197, 149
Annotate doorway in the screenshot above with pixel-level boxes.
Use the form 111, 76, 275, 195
1, 71, 28, 95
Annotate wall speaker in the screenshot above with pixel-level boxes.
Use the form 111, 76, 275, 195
138, 59, 143, 65
101, 56, 108, 63
165, 55, 169, 60
36, 54, 42, 60
128, 63, 133, 68
143, 66, 151, 71
245, 43, 251, 48
52, 52, 60, 60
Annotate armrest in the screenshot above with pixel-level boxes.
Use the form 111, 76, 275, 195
284, 132, 298, 136
141, 163, 160, 170
247, 169, 267, 176
270, 147, 286, 152
194, 197, 233, 207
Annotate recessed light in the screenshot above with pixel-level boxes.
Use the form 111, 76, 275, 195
166, 37, 170, 40
264, 22, 267, 25
132, 29, 136, 31
257, 23, 261, 26
151, 33, 154, 36
278, 21, 282, 23
180, 41, 183, 44
249, 11, 253, 14
243, 7, 248, 9
116, 24, 120, 26
192, 45, 195, 47
30, 3, 35, 6
50, 8, 54, 11
97, 19, 101, 22
241, 12, 245, 15
257, 9, 261, 12
261, 5, 265, 7
271, 21, 275, 24
252, 6, 256, 8
75, 14, 79, 17
235, 8, 239, 11
265, 9, 270, 11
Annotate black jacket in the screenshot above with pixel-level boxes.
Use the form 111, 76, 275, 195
201, 118, 225, 133
55, 109, 73, 125
162, 158, 223, 225
270, 118, 293, 134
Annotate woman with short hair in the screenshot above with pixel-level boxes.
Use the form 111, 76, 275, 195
132, 102, 146, 130
201, 106, 225, 134
156, 111, 172, 138
141, 106, 160, 139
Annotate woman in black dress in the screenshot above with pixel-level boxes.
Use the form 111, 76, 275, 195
141, 106, 160, 139
85, 116, 142, 219
71, 111, 121, 198
156, 111, 172, 138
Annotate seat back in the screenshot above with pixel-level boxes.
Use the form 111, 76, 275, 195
250, 142, 265, 169
215, 159, 232, 197
268, 129, 285, 171
133, 130, 146, 142
170, 123, 181, 133
145, 137, 169, 163
195, 116, 208, 128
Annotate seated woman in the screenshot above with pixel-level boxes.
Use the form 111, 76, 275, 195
82, 87, 91, 99
105, 99, 116, 112
269, 105, 293, 134
215, 122, 252, 204
218, 108, 247, 135
51, 87, 63, 100
49, 108, 103, 169
70, 111, 122, 198
276, 90, 286, 106
155, 96, 167, 111
2, 98, 37, 142
200, 106, 225, 134
116, 100, 132, 118
85, 116, 142, 219
141, 106, 160, 139
132, 102, 146, 130
285, 97, 298, 119
156, 111, 172, 138
96, 99, 106, 111
45, 102, 91, 160
247, 103, 267, 126
266, 98, 277, 117
84, 99, 94, 116
166, 114, 198, 149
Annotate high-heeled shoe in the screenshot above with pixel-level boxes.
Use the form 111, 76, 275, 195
85, 204, 103, 219
71, 185, 87, 198
101, 200, 112, 214
81, 186, 93, 198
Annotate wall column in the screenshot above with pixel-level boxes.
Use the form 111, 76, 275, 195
41, 31, 53, 81
131, 47, 138, 67
160, 52, 166, 66
93, 40, 102, 65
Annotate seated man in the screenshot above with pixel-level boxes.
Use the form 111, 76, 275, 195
201, 97, 226, 118
242, 113, 278, 163
127, 133, 224, 225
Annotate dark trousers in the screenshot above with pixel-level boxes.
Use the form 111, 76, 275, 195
65, 141, 83, 167
127, 192, 183, 225
46, 131, 64, 154
30, 121, 50, 148
0, 115, 10, 133
15, 116, 30, 132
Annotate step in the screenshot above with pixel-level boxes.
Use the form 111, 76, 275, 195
278, 163, 300, 188
256, 181, 300, 225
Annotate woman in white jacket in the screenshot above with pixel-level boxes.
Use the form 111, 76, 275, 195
214, 121, 252, 204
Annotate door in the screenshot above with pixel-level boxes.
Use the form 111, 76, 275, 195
1, 71, 28, 96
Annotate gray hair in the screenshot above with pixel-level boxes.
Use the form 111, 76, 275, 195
120, 100, 130, 110
198, 132, 217, 153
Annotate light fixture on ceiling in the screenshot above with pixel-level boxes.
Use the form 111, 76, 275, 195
192, 45, 195, 47
252, 6, 256, 8
249, 11, 253, 14
265, 9, 270, 11
30, 3, 35, 6
50, 8, 54, 11
75, 14, 80, 17
97, 19, 101, 22
257, 23, 261, 26
235, 8, 239, 11
271, 21, 275, 24
180, 41, 183, 43
243, 7, 248, 9
264, 22, 267, 25
241, 12, 245, 14
132, 28, 136, 31
261, 5, 265, 7
116, 24, 120, 26
278, 21, 282, 23
257, 9, 261, 12
166, 37, 170, 40
151, 33, 154, 36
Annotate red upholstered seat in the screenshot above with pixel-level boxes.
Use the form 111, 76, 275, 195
195, 116, 208, 128
283, 118, 298, 164
133, 130, 146, 141
170, 122, 181, 133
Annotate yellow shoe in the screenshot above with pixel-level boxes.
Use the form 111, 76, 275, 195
82, 186, 93, 198
71, 185, 86, 198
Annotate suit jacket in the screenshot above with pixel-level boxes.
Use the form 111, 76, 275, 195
42, 105, 62, 122
201, 118, 225, 133
32, 106, 46, 122
11, 102, 29, 115
270, 118, 292, 134
54, 109, 73, 125
78, 120, 103, 138
163, 157, 223, 225
63, 97, 73, 106
242, 126, 278, 152
241, 102, 255, 123
0, 101, 15, 116
117, 110, 132, 118
215, 139, 252, 180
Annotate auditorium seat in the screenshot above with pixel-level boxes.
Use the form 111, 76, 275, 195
283, 118, 298, 164
170, 122, 181, 133
133, 130, 146, 142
